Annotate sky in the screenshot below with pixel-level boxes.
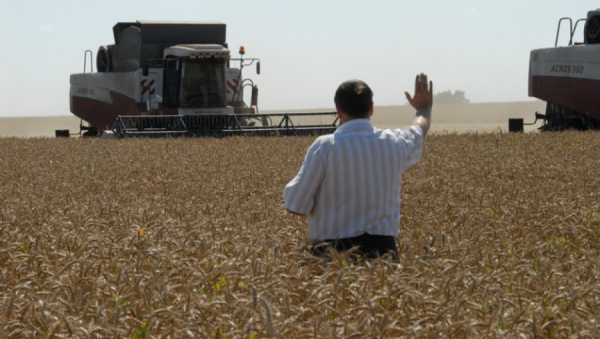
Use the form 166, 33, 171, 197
0, 0, 596, 117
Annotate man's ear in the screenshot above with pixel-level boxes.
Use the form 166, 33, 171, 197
336, 107, 345, 120
369, 104, 374, 117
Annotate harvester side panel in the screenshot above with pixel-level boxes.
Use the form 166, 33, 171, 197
70, 71, 140, 129
226, 68, 242, 103
529, 45, 600, 121
139, 69, 164, 106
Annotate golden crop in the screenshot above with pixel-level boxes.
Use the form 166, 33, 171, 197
1, 132, 599, 338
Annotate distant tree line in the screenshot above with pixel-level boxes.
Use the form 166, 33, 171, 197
433, 90, 470, 104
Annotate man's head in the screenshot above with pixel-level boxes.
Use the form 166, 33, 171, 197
334, 80, 374, 120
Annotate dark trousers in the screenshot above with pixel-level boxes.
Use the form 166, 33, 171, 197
311, 233, 398, 261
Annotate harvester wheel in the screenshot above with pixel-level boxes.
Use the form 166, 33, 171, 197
82, 126, 102, 137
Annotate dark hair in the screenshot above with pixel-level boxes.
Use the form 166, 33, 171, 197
334, 80, 373, 119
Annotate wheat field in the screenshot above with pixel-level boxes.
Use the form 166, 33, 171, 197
1, 131, 599, 338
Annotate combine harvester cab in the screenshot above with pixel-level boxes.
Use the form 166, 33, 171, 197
524, 10, 600, 131
67, 21, 338, 137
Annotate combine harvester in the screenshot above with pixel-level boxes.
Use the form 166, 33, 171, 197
64, 21, 338, 137
515, 9, 600, 131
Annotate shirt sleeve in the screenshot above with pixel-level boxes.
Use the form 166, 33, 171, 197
398, 125, 424, 172
283, 139, 327, 215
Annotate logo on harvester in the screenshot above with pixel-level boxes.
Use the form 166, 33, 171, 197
78, 87, 95, 96
550, 64, 584, 75
140, 79, 156, 95
227, 78, 239, 95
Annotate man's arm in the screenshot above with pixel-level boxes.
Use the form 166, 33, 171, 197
404, 73, 433, 136
283, 140, 326, 216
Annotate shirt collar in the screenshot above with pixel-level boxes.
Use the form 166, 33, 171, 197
334, 118, 374, 134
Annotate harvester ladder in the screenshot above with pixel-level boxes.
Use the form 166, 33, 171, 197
83, 50, 94, 73
555, 17, 586, 46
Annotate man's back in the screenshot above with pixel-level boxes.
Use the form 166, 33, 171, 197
284, 76, 432, 259
284, 119, 424, 244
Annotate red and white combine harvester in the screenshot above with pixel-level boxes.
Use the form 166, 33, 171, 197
517, 9, 600, 131
63, 21, 338, 137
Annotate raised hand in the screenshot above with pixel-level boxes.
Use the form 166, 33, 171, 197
405, 73, 433, 111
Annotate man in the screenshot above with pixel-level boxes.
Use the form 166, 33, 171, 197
283, 74, 433, 260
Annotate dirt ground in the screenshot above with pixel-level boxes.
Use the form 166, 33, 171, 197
0, 101, 546, 137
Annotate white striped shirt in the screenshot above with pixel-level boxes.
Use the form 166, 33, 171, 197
284, 119, 424, 244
